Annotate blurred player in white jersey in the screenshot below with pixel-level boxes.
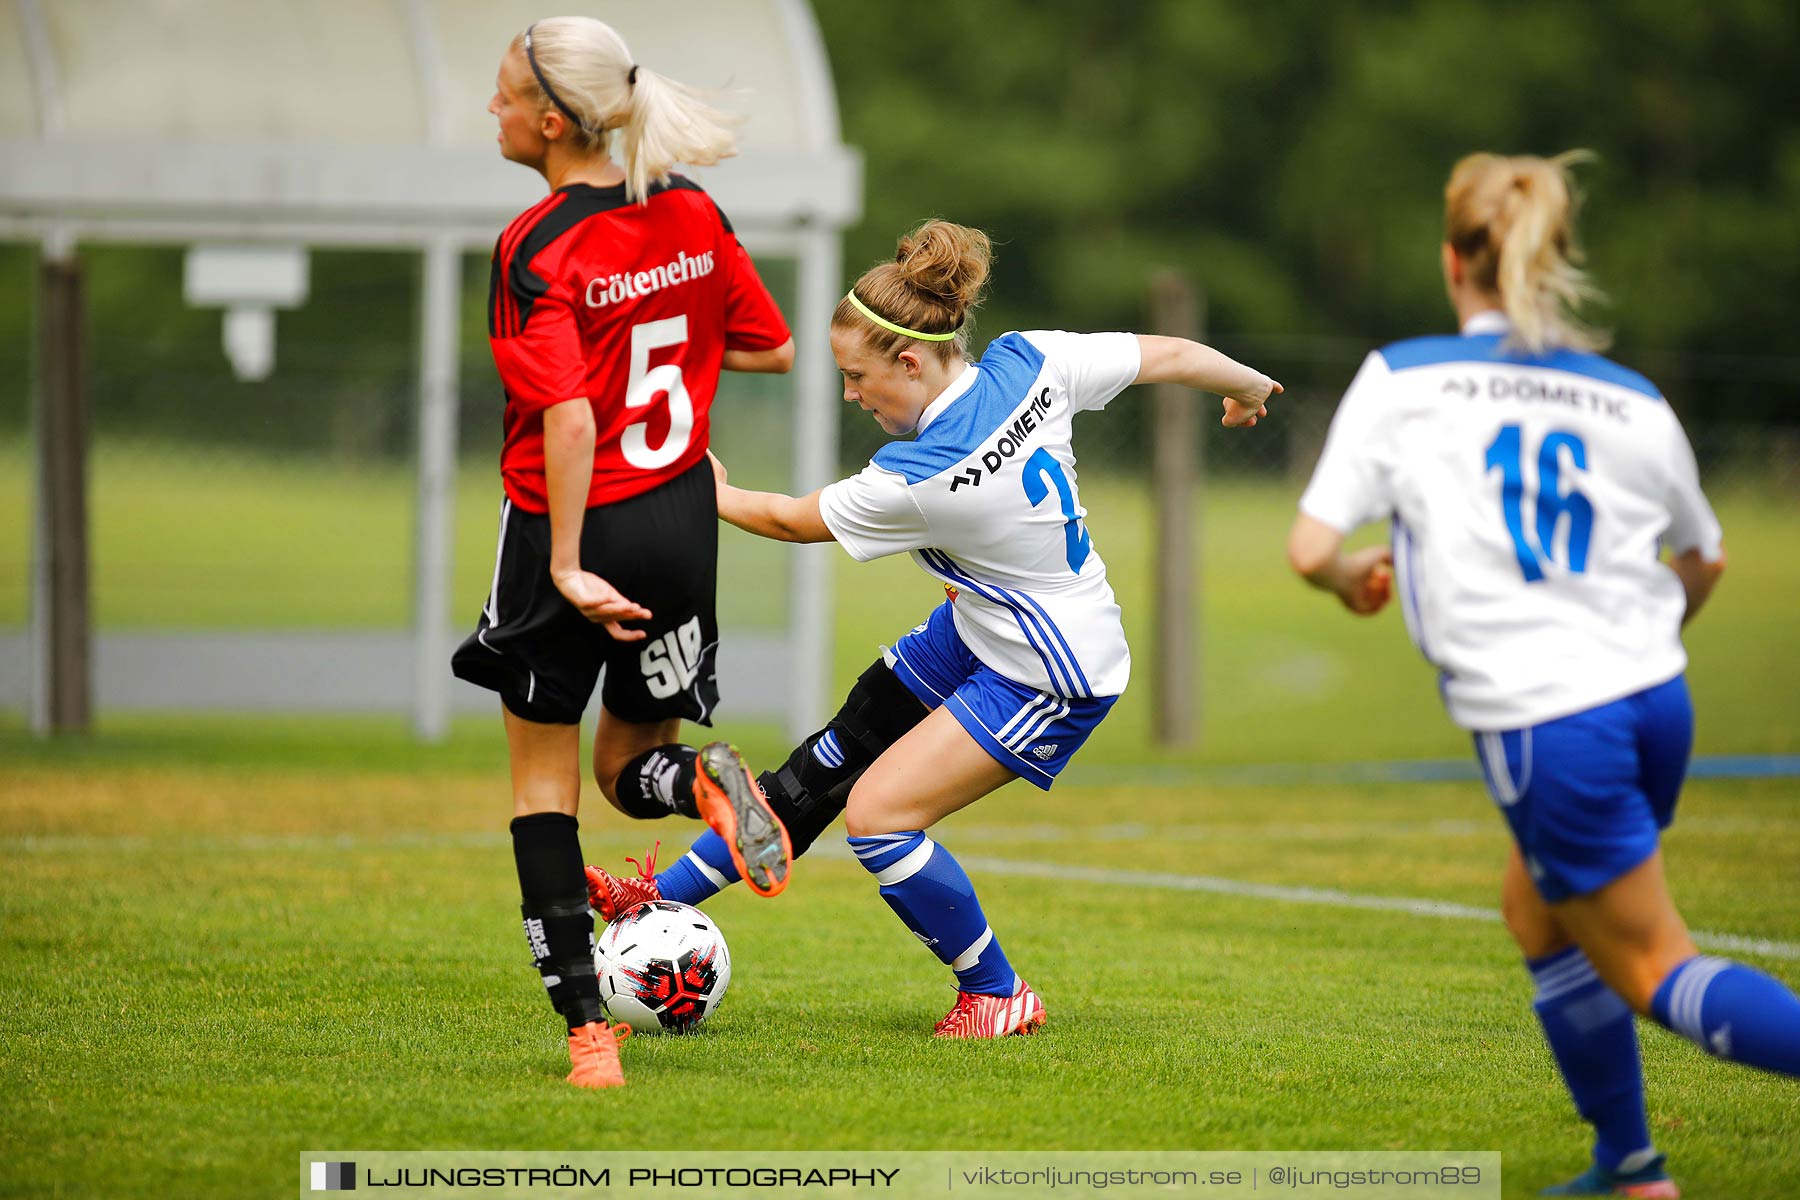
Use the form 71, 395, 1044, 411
1289, 151, 1800, 1196
586, 219, 1280, 1037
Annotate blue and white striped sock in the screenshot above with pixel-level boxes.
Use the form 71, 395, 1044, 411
847, 831, 1016, 996
811, 729, 848, 770
1526, 947, 1653, 1173
1650, 955, 1800, 1076
655, 831, 740, 907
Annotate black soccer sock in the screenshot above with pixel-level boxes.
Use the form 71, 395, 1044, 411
510, 811, 605, 1029
613, 744, 700, 819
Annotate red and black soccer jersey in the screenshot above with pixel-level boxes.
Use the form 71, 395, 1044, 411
487, 176, 790, 512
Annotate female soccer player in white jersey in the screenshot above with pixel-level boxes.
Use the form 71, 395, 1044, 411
1289, 152, 1800, 1195
586, 219, 1279, 1037
450, 17, 798, 1089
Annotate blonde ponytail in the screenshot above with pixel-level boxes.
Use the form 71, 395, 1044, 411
1445, 150, 1608, 354
616, 66, 743, 204
833, 220, 994, 363
513, 17, 741, 202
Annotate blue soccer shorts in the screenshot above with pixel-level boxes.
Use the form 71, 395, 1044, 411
883, 600, 1117, 790
1472, 674, 1693, 903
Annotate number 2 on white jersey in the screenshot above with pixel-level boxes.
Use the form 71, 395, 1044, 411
622, 315, 694, 469
1022, 446, 1091, 574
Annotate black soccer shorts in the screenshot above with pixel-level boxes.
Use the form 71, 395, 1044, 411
451, 457, 720, 726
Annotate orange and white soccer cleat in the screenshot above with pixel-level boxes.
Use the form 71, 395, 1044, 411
565, 1019, 630, 1089
693, 742, 792, 898
585, 843, 664, 922
932, 976, 1047, 1039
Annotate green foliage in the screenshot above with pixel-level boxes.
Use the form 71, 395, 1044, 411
4, 4, 1795, 466
812, 0, 1800, 412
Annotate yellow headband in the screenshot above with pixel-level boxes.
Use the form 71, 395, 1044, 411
845, 290, 960, 342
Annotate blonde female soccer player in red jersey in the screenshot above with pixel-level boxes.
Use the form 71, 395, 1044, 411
451, 16, 796, 1089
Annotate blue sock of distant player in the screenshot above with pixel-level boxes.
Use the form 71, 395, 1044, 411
1649, 955, 1800, 1075
848, 831, 1016, 995
656, 830, 739, 906
1527, 948, 1656, 1173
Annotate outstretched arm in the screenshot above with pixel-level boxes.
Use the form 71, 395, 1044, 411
1134, 335, 1283, 427
709, 452, 834, 544
1287, 512, 1393, 616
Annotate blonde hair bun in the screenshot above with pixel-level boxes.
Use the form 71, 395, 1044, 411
833, 219, 995, 361
895, 220, 993, 312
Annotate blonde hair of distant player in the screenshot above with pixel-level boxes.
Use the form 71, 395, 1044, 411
833, 220, 994, 365
511, 16, 740, 202
1444, 150, 1608, 354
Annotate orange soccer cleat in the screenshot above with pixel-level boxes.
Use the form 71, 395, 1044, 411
932, 976, 1047, 1039
585, 843, 664, 922
565, 1019, 631, 1089
692, 743, 792, 899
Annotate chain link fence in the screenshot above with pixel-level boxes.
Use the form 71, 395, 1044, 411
3, 249, 1795, 728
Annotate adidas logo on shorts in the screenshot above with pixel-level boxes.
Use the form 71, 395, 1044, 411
1030, 744, 1058, 761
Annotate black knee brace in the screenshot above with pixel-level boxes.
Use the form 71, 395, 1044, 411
758, 658, 929, 856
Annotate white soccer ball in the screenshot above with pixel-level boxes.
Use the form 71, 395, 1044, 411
594, 900, 731, 1035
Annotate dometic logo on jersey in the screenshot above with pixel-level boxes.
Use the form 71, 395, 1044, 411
950, 387, 1056, 492
1440, 373, 1631, 423
979, 387, 1056, 473
585, 250, 717, 308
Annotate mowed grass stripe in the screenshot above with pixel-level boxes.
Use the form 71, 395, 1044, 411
10, 827, 1796, 961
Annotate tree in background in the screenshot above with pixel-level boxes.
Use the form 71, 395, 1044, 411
3, 1, 1796, 451
813, 0, 1800, 421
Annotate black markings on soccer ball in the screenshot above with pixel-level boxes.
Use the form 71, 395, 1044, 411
618, 947, 721, 1033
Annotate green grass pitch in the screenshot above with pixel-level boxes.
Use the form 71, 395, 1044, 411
2, 753, 1797, 1198
1, 442, 1797, 1197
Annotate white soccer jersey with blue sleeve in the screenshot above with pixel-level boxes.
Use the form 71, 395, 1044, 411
1299, 311, 1724, 731
819, 330, 1141, 699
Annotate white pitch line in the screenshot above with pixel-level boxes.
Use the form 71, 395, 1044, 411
9, 830, 1796, 962
814, 845, 1800, 962
877, 815, 1798, 845
4, 814, 1785, 852
940, 818, 1496, 844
